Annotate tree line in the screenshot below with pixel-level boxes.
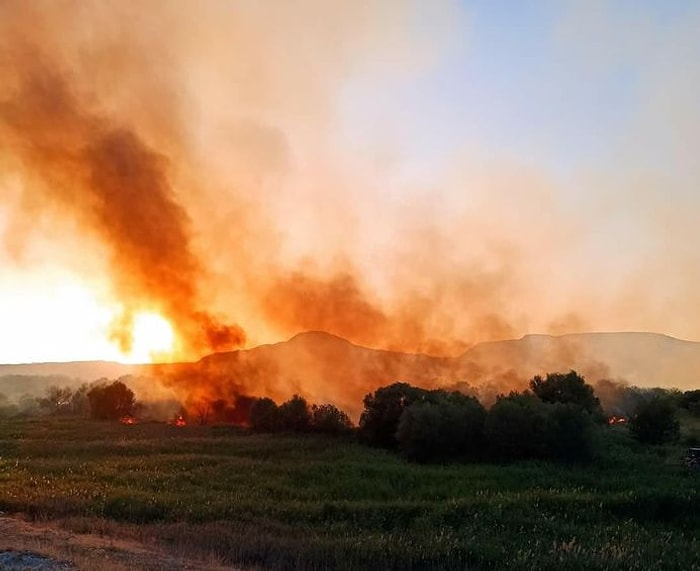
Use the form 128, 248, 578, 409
248, 371, 696, 463
2, 370, 697, 464
0, 379, 135, 421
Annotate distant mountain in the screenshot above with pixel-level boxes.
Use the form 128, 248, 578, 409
0, 361, 151, 402
155, 330, 700, 417
0, 360, 139, 380
152, 331, 462, 417
2, 331, 698, 416
460, 332, 700, 391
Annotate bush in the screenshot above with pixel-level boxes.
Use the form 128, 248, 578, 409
249, 397, 280, 432
680, 389, 700, 417
359, 382, 430, 448
530, 370, 603, 419
70, 383, 90, 416
485, 393, 549, 460
544, 402, 598, 462
310, 404, 353, 435
278, 395, 312, 432
630, 397, 680, 444
397, 393, 486, 463
87, 380, 136, 420
37, 385, 74, 415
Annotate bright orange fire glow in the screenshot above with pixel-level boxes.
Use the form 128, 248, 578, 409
608, 416, 627, 425
120, 416, 135, 425
121, 312, 176, 364
173, 415, 186, 427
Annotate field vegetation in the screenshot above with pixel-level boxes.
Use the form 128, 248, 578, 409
0, 413, 697, 570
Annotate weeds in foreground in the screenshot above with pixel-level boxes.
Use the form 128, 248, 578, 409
0, 418, 697, 570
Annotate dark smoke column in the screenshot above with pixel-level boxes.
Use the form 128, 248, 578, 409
0, 62, 245, 358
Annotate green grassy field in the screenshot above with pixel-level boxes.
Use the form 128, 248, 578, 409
0, 418, 697, 570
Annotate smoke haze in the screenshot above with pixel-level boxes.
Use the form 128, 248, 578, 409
1, 1, 700, 382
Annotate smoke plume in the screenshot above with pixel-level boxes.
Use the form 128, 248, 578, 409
0, 56, 244, 356
2, 1, 700, 409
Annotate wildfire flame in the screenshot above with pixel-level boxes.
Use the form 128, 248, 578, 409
118, 312, 176, 363
120, 416, 135, 425
608, 415, 627, 425
173, 415, 186, 427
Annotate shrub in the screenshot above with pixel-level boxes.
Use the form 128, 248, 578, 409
630, 397, 680, 444
37, 385, 74, 415
70, 383, 90, 416
397, 393, 486, 463
278, 395, 312, 432
485, 393, 549, 460
311, 404, 353, 435
681, 389, 700, 417
249, 397, 280, 432
87, 380, 136, 420
544, 402, 598, 462
486, 393, 599, 462
359, 382, 430, 448
530, 370, 603, 419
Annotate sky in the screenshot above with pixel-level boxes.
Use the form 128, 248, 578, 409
1, 0, 699, 364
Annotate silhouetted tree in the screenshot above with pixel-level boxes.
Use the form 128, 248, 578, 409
486, 392, 598, 462
249, 397, 280, 432
311, 403, 353, 435
192, 399, 212, 425
38, 385, 74, 415
544, 402, 598, 462
232, 395, 256, 425
359, 382, 430, 448
681, 389, 700, 417
397, 392, 486, 463
87, 381, 136, 420
210, 399, 236, 423
530, 370, 603, 419
70, 383, 90, 416
279, 395, 311, 432
485, 392, 549, 460
629, 396, 680, 444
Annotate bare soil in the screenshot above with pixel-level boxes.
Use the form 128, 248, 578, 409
0, 514, 241, 571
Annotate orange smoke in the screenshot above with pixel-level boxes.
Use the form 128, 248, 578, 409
5, 1, 697, 416
0, 46, 244, 359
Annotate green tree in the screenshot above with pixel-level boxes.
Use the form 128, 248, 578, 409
397, 392, 486, 463
530, 370, 603, 419
249, 397, 280, 432
359, 382, 430, 448
87, 380, 136, 420
680, 389, 700, 417
279, 395, 312, 432
629, 397, 680, 444
485, 393, 549, 460
310, 404, 353, 435
544, 402, 598, 462
486, 392, 599, 462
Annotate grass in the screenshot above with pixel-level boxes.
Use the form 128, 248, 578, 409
0, 418, 698, 570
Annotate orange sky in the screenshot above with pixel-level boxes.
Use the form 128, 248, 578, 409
1, 1, 700, 364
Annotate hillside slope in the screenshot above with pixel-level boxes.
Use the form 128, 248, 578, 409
2, 331, 698, 416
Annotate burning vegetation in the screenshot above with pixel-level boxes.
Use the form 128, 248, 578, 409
18, 366, 692, 468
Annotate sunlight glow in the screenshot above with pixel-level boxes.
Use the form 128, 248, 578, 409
122, 312, 175, 364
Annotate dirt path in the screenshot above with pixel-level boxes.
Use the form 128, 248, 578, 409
0, 514, 241, 571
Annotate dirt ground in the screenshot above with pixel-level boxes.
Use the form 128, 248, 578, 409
0, 514, 241, 571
